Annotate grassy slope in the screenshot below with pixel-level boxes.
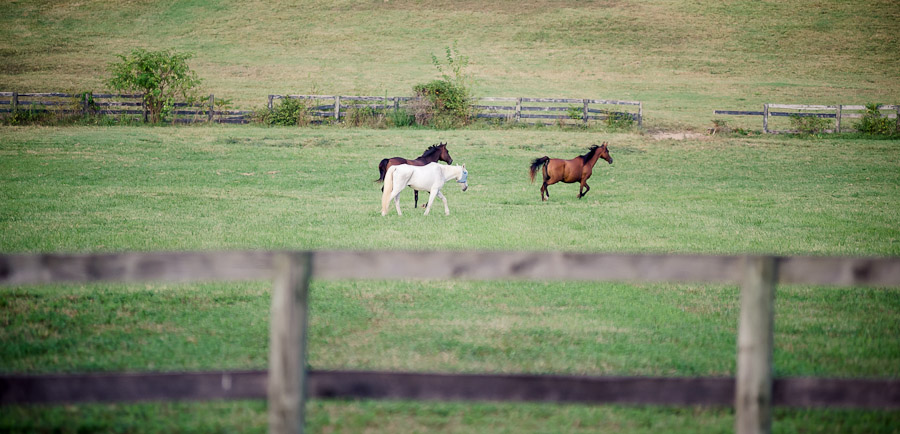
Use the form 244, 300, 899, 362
1, 0, 898, 127
1, 126, 899, 432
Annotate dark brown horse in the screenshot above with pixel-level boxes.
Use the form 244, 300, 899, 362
376, 142, 453, 208
529, 143, 612, 201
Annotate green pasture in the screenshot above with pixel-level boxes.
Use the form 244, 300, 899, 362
1, 0, 898, 128
1, 126, 899, 432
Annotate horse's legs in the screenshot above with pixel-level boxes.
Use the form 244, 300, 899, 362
581, 182, 590, 198
540, 181, 549, 201
394, 196, 402, 215
414, 190, 420, 208
390, 184, 405, 216
436, 190, 449, 215
423, 190, 439, 216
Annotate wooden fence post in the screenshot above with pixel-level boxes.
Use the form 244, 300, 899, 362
268, 252, 313, 434
735, 256, 778, 434
393, 97, 400, 111
835, 105, 842, 133
12, 92, 18, 113
82, 92, 90, 116
334, 96, 341, 121
638, 102, 643, 128
515, 98, 522, 123
268, 95, 275, 111
763, 104, 769, 133
208, 94, 214, 123
582, 99, 589, 125
895, 104, 899, 132
142, 94, 148, 123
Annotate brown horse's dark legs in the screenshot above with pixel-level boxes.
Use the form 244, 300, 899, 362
578, 182, 590, 198
540, 182, 549, 201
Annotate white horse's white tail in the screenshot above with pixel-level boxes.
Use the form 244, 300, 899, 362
381, 165, 397, 215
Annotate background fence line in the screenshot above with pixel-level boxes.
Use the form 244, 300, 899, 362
269, 94, 642, 127
715, 103, 900, 134
0, 91, 644, 127
1, 250, 899, 434
0, 92, 252, 124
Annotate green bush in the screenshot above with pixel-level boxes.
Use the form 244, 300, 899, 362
3, 106, 51, 125
854, 103, 897, 136
605, 111, 635, 130
413, 79, 472, 127
789, 114, 831, 134
387, 107, 416, 127
261, 97, 310, 126
107, 49, 202, 123
345, 106, 389, 128
412, 43, 475, 128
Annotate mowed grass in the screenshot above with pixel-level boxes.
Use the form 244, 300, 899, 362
1, 126, 898, 254
1, 0, 898, 127
1, 125, 899, 432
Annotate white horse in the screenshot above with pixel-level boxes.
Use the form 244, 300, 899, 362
381, 163, 468, 216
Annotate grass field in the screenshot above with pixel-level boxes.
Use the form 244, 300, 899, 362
1, 125, 899, 432
1, 0, 898, 128
1, 0, 899, 431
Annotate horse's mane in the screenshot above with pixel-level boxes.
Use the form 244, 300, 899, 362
419, 143, 444, 159
580, 145, 600, 162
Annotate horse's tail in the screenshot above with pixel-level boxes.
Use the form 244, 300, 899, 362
381, 165, 397, 215
375, 159, 389, 183
529, 157, 549, 183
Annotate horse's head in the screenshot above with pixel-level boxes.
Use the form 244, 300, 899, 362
438, 142, 453, 165
457, 164, 468, 192
598, 142, 613, 164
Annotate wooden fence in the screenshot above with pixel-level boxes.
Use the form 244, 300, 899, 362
0, 92, 252, 124
715, 104, 900, 133
268, 94, 643, 127
1, 251, 899, 434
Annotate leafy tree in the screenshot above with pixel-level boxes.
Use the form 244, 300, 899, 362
107, 49, 202, 123
412, 42, 475, 127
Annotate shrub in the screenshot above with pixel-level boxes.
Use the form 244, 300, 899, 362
789, 114, 831, 134
413, 79, 472, 127
387, 107, 416, 127
412, 43, 476, 127
3, 106, 52, 125
605, 111, 635, 130
854, 103, 897, 136
107, 49, 202, 123
261, 97, 310, 126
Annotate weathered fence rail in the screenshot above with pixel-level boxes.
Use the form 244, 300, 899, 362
1, 250, 899, 434
715, 103, 899, 133
268, 94, 643, 127
0, 92, 252, 124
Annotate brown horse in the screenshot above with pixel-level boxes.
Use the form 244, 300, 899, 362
529, 143, 612, 201
376, 142, 453, 208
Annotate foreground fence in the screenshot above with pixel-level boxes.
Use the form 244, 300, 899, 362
268, 94, 643, 126
1, 251, 899, 434
0, 92, 252, 124
715, 104, 899, 133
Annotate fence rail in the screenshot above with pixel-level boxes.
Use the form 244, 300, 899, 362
0, 92, 252, 124
268, 94, 642, 127
1, 250, 899, 434
715, 104, 900, 133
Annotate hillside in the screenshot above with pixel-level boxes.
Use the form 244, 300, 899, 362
1, 0, 898, 128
